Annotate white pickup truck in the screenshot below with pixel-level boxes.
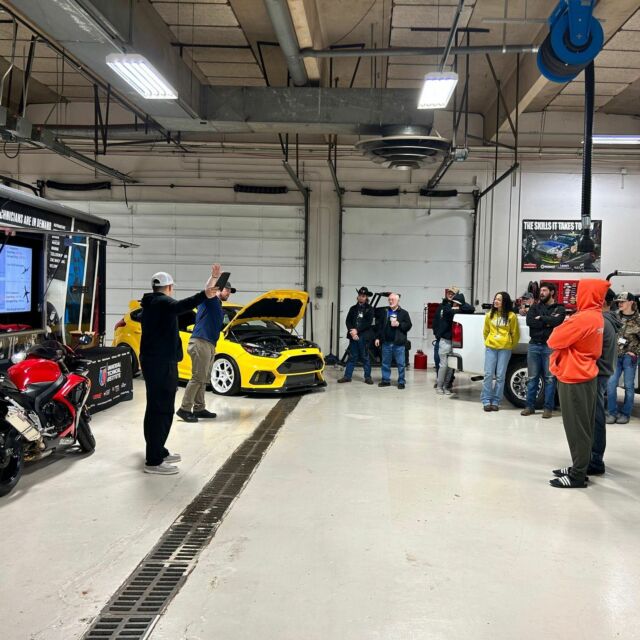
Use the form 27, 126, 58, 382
445, 313, 534, 408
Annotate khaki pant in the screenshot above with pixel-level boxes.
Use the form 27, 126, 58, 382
181, 337, 216, 412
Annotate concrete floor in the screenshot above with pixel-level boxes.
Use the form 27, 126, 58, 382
2, 369, 640, 639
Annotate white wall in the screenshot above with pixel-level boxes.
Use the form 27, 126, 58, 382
2, 144, 640, 353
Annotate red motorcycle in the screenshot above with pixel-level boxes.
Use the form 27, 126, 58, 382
0, 339, 96, 497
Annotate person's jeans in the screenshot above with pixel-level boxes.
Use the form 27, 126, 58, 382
434, 338, 440, 375
591, 375, 609, 469
344, 338, 372, 379
436, 339, 453, 390
607, 353, 638, 417
481, 347, 511, 407
381, 342, 406, 384
525, 343, 556, 410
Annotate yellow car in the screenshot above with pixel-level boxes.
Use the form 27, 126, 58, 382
113, 290, 326, 396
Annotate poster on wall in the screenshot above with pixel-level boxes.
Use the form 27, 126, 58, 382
521, 219, 602, 272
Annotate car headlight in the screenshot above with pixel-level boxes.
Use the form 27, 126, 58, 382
242, 343, 281, 358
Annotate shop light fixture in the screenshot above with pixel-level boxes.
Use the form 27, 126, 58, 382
591, 134, 640, 145
417, 71, 459, 109
105, 54, 178, 100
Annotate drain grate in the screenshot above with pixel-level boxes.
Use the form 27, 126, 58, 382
83, 396, 301, 639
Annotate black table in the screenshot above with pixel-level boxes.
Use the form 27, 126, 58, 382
81, 345, 134, 413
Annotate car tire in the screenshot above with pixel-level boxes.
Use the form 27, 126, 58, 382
504, 356, 543, 409
211, 356, 241, 396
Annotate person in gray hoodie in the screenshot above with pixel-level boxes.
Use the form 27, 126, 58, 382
589, 288, 621, 474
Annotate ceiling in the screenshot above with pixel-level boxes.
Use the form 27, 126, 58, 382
0, 0, 639, 148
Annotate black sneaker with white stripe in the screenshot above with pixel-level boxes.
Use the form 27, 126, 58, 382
552, 466, 590, 482
549, 475, 587, 488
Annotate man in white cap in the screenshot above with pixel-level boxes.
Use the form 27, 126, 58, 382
139, 265, 220, 474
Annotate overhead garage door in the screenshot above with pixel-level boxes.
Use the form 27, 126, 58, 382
62, 202, 304, 340
340, 207, 474, 358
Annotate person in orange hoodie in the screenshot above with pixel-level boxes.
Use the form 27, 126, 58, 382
547, 279, 610, 488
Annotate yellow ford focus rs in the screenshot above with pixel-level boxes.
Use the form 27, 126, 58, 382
113, 290, 326, 396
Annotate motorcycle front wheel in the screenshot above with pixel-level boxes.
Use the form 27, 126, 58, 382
0, 421, 24, 497
76, 416, 96, 453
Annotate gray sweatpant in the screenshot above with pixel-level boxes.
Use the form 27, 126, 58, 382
181, 337, 216, 412
557, 378, 597, 482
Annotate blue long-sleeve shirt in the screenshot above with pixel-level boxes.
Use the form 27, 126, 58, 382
191, 296, 224, 345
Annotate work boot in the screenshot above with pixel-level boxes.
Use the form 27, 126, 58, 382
337, 377, 351, 383
364, 377, 374, 385
542, 409, 553, 419
520, 407, 535, 416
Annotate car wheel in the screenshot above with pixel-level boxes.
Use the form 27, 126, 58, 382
504, 356, 543, 409
211, 356, 241, 396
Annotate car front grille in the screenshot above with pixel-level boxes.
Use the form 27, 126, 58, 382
277, 355, 324, 374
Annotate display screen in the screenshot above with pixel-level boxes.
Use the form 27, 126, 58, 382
0, 245, 33, 313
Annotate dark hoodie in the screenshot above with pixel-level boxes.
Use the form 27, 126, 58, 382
433, 293, 475, 340
598, 310, 622, 378
548, 279, 609, 383
140, 290, 207, 363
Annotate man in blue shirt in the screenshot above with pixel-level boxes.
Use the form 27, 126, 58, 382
177, 281, 236, 422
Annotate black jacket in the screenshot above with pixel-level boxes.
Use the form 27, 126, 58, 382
345, 302, 374, 342
433, 294, 475, 340
140, 290, 207, 363
376, 306, 412, 346
597, 310, 623, 377
526, 301, 566, 344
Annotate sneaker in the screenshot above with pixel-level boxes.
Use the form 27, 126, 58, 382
549, 475, 587, 489
605, 414, 617, 425
490, 405, 499, 411
436, 388, 445, 395
194, 409, 217, 419
176, 408, 198, 423
552, 467, 590, 481
144, 462, 179, 475
364, 377, 374, 385
616, 415, 630, 424
521, 407, 535, 416
443, 388, 452, 396
337, 377, 351, 384
164, 453, 182, 464
542, 409, 553, 419
398, 383, 406, 390
378, 381, 391, 387
483, 405, 492, 412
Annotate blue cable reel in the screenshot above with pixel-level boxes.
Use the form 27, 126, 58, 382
537, 0, 604, 83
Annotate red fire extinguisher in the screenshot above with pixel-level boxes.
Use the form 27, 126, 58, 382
414, 349, 427, 369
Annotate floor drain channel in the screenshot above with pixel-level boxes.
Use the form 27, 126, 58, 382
83, 396, 301, 639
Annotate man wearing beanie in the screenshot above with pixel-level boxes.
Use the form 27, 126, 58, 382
548, 279, 609, 488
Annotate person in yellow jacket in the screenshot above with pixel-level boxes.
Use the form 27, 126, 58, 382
481, 291, 520, 411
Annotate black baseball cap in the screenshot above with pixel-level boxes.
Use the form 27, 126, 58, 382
224, 282, 237, 294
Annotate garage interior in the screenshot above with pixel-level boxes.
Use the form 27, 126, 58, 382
1, 0, 640, 638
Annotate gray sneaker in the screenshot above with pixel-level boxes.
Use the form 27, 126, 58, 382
616, 415, 630, 425
443, 388, 452, 396
164, 453, 182, 464
605, 414, 617, 425
436, 388, 445, 395
144, 462, 179, 475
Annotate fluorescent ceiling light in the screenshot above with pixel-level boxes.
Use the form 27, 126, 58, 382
417, 72, 458, 110
106, 54, 178, 100
592, 134, 640, 145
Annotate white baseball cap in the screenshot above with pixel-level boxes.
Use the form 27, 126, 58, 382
151, 272, 174, 287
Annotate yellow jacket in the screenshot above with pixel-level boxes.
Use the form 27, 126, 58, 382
483, 311, 520, 350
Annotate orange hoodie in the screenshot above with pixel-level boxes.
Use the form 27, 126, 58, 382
548, 279, 609, 383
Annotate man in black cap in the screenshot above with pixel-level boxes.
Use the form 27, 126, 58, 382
177, 281, 236, 423
338, 286, 375, 385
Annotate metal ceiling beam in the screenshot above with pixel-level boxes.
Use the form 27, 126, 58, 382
483, 0, 640, 141
7, 0, 203, 121
301, 44, 538, 58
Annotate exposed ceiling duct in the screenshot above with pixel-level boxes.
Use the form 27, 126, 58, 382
354, 126, 451, 170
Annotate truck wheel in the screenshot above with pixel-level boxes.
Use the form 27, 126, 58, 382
504, 356, 543, 409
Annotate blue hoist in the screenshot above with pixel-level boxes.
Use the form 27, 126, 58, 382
537, 0, 604, 254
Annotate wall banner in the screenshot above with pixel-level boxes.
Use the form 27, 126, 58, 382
521, 219, 602, 272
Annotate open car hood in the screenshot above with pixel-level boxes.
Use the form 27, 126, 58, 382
226, 290, 308, 330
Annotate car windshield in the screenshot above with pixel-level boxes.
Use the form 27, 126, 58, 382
230, 319, 290, 334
